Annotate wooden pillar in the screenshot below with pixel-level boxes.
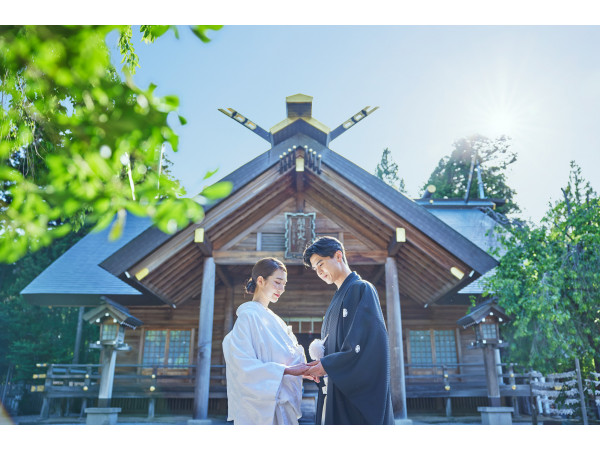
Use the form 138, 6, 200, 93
40, 365, 52, 419
495, 349, 503, 382
575, 358, 589, 425
193, 257, 216, 420
223, 288, 235, 344
385, 257, 408, 420
221, 286, 235, 384
72, 307, 85, 364
97, 347, 118, 408
223, 285, 235, 337
483, 346, 501, 406
148, 398, 156, 419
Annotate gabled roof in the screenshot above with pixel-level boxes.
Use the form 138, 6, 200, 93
83, 296, 144, 329
457, 298, 511, 328
25, 94, 502, 308
100, 131, 497, 283
323, 150, 498, 275
21, 213, 163, 307
416, 199, 505, 295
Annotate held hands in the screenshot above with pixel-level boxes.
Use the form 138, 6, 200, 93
283, 361, 327, 383
305, 360, 327, 383
283, 363, 312, 377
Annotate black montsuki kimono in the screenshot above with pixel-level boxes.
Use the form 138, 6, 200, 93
316, 271, 394, 425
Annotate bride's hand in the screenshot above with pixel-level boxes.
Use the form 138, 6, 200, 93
283, 363, 310, 376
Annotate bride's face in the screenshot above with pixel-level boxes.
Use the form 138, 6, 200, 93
257, 269, 287, 304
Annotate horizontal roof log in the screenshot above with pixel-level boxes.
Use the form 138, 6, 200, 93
212, 250, 387, 266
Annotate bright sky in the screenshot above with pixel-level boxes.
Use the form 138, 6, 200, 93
110, 23, 599, 225
7, 2, 600, 228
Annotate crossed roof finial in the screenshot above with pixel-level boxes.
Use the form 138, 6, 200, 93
218, 94, 378, 147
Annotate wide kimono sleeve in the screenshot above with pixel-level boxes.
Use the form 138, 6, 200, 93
222, 312, 287, 424
320, 281, 391, 424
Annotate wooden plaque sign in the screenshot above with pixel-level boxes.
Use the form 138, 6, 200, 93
284, 213, 316, 259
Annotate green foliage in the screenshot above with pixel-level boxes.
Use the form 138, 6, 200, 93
486, 162, 600, 374
117, 27, 140, 74
190, 25, 223, 43
0, 25, 231, 264
374, 148, 406, 193
423, 134, 519, 215
0, 226, 98, 382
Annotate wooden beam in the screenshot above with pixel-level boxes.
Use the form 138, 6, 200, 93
370, 264, 386, 286
194, 228, 213, 256
388, 227, 406, 256
211, 185, 296, 249
201, 167, 288, 230
215, 265, 232, 289
123, 275, 176, 308
212, 250, 387, 266
220, 197, 295, 251
295, 169, 305, 212
144, 247, 201, 291
385, 257, 408, 420
306, 181, 392, 246
128, 227, 199, 280
303, 189, 384, 250
193, 257, 216, 421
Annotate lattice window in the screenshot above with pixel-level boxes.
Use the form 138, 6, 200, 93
101, 324, 118, 341
480, 323, 497, 340
283, 317, 323, 334
409, 329, 459, 368
167, 330, 192, 366
143, 330, 167, 366
434, 330, 458, 365
261, 233, 285, 251
409, 330, 433, 365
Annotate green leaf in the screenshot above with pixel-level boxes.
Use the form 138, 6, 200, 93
162, 95, 179, 109
201, 181, 233, 200
108, 210, 126, 241
190, 25, 223, 43
178, 115, 187, 125
203, 168, 219, 180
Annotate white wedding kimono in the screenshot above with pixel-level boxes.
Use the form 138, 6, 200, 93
222, 301, 306, 425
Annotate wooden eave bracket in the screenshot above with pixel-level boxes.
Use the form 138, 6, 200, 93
194, 227, 213, 256
388, 227, 406, 256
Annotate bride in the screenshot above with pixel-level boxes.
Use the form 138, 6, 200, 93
222, 257, 311, 424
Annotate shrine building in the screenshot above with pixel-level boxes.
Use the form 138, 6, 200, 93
22, 94, 521, 421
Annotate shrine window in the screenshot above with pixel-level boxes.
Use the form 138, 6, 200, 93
282, 317, 323, 335
142, 329, 192, 368
260, 233, 285, 251
407, 329, 458, 370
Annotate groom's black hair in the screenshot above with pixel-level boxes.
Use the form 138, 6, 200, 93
303, 236, 348, 268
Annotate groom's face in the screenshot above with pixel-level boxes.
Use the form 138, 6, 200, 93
309, 251, 343, 285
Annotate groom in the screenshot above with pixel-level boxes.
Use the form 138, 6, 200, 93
303, 236, 394, 425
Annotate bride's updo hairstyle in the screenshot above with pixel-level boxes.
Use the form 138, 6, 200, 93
245, 257, 287, 294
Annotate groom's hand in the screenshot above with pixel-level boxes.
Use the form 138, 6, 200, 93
306, 360, 327, 380
302, 374, 320, 383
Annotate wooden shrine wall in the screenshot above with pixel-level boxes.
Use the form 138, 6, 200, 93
117, 261, 480, 375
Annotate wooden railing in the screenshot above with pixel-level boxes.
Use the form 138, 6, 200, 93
34, 363, 227, 418
32, 361, 537, 419
403, 362, 531, 398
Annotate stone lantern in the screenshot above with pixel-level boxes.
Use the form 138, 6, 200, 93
457, 298, 513, 424
82, 296, 143, 424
